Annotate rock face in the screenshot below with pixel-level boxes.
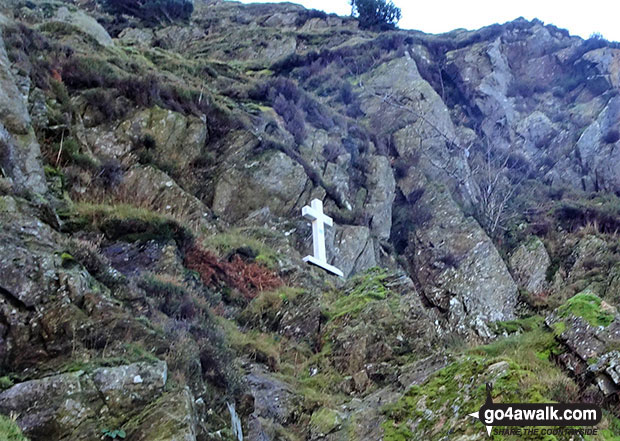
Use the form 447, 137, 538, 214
509, 236, 551, 295
0, 34, 46, 195
575, 95, 620, 193
212, 150, 308, 222
2, 1, 620, 440
53, 6, 113, 46
410, 186, 518, 331
546, 291, 620, 396
0, 361, 168, 440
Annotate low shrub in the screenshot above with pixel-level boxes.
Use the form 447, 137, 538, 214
554, 195, 620, 234
75, 203, 193, 244
83, 89, 127, 124
139, 275, 198, 320
184, 244, 282, 301
97, 158, 124, 189
67, 237, 125, 288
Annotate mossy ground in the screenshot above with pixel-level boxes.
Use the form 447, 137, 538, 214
383, 316, 620, 441
323, 267, 390, 320
557, 291, 614, 327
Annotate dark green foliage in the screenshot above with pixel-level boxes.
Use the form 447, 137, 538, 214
98, 0, 194, 25
350, 0, 401, 30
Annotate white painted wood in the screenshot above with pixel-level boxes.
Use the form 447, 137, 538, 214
302, 199, 344, 277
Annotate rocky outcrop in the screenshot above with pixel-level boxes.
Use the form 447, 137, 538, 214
53, 6, 113, 46
0, 361, 168, 440
212, 150, 308, 222
409, 186, 518, 332
509, 236, 551, 294
546, 291, 620, 396
575, 95, 620, 193
0, 34, 46, 195
360, 54, 479, 207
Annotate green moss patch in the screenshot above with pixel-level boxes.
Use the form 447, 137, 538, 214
72, 203, 193, 244
557, 291, 615, 327
203, 229, 279, 268
324, 267, 390, 320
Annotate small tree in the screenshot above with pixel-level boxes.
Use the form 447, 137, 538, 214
350, 0, 402, 30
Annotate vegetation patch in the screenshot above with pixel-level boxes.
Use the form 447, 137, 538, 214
72, 203, 193, 244
324, 267, 390, 320
203, 229, 279, 268
184, 243, 282, 301
556, 291, 615, 327
0, 414, 28, 441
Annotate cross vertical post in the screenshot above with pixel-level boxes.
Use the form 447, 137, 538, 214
301, 198, 344, 277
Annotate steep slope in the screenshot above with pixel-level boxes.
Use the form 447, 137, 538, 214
0, 1, 619, 440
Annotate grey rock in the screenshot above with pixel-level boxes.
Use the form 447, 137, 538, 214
125, 388, 199, 441
245, 364, 300, 425
575, 95, 620, 193
364, 155, 395, 240
213, 150, 307, 222
91, 361, 168, 413
330, 225, 376, 278
118, 27, 155, 46
411, 186, 518, 329
53, 6, 113, 46
119, 165, 216, 232
0, 35, 46, 195
0, 371, 104, 439
509, 236, 551, 294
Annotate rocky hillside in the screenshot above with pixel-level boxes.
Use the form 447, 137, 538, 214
0, 0, 619, 440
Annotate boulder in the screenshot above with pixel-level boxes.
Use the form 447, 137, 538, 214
0, 371, 104, 440
118, 165, 215, 232
124, 388, 199, 441
212, 150, 307, 222
410, 186, 518, 331
330, 225, 376, 278
53, 6, 113, 46
546, 291, 620, 395
91, 361, 168, 413
509, 236, 550, 294
245, 364, 300, 425
0, 35, 46, 195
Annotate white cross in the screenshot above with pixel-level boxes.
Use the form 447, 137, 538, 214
302, 199, 344, 277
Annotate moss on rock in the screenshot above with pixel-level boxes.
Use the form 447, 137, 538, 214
557, 291, 615, 327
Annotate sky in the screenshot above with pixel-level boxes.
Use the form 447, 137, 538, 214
236, 0, 620, 42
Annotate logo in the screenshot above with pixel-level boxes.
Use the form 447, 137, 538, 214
468, 383, 602, 437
